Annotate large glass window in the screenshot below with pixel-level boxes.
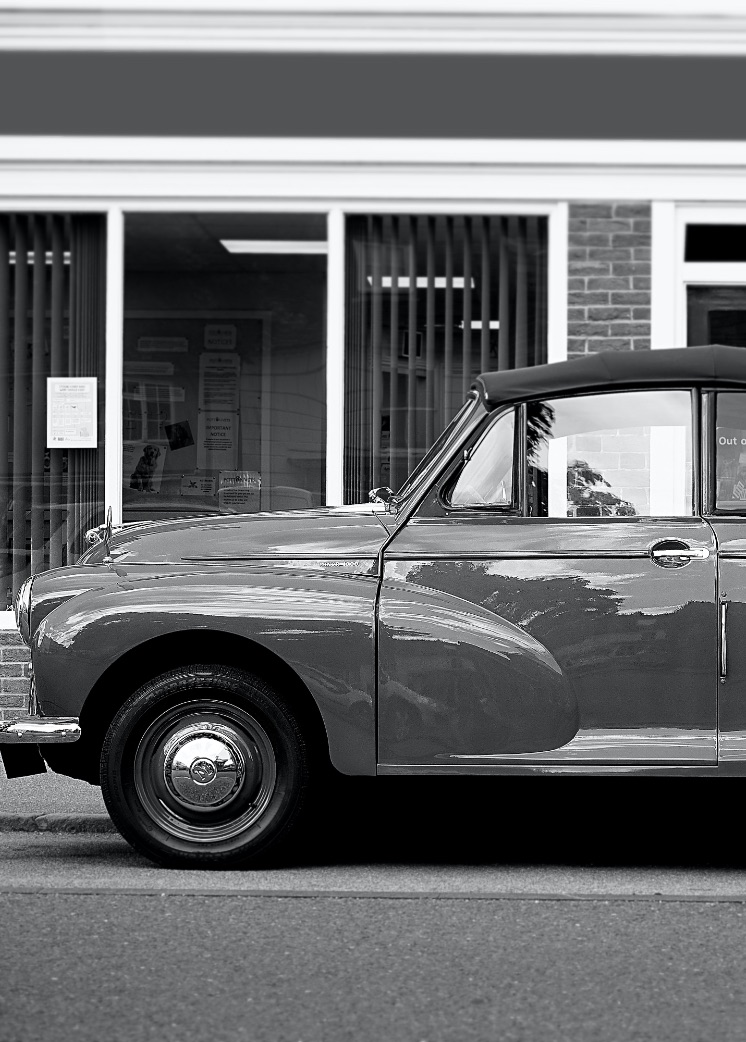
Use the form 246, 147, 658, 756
686, 224, 746, 349
0, 214, 106, 604
688, 285, 746, 348
526, 391, 693, 518
123, 214, 326, 522
344, 214, 548, 503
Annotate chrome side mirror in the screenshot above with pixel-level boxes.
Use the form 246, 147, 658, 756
368, 486, 399, 513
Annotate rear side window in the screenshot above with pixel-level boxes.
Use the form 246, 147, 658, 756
715, 392, 746, 511
526, 390, 693, 518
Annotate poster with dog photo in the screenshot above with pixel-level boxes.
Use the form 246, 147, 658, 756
124, 441, 167, 494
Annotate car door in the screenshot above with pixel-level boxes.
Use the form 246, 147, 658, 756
378, 387, 718, 770
706, 390, 746, 766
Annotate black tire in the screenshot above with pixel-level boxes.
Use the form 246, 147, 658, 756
100, 665, 309, 868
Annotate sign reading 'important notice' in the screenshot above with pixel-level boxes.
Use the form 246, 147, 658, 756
47, 377, 98, 448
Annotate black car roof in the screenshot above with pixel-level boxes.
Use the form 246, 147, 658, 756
474, 345, 746, 409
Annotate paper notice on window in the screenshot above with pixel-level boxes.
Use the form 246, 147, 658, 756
198, 353, 241, 411
218, 471, 261, 512
204, 325, 237, 351
716, 427, 746, 505
123, 441, 167, 494
46, 377, 98, 448
180, 474, 216, 498
137, 337, 188, 353
197, 411, 238, 470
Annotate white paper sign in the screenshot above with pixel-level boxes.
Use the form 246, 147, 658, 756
180, 475, 216, 498
123, 441, 167, 493
198, 353, 240, 411
204, 325, 237, 351
137, 337, 188, 353
218, 471, 261, 512
197, 411, 238, 471
47, 377, 98, 448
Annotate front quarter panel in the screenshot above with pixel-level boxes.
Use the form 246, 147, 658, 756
32, 565, 378, 775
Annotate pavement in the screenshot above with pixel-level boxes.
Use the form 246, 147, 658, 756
0, 758, 113, 833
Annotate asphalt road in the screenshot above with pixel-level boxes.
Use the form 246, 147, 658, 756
2, 779, 746, 1041
4, 887, 746, 1042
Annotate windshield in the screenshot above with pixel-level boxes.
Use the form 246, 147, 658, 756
395, 392, 484, 504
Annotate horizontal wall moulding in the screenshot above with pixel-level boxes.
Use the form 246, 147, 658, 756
6, 138, 746, 168
5, 3, 746, 54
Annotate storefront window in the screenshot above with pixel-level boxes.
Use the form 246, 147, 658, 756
123, 214, 327, 521
0, 214, 106, 604
344, 214, 548, 502
688, 285, 746, 348
686, 224, 746, 349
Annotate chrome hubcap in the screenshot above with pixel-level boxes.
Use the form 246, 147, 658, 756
133, 700, 277, 844
164, 723, 255, 810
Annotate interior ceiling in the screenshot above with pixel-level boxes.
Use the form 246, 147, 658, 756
125, 212, 328, 273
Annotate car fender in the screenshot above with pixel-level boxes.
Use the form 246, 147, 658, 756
32, 566, 378, 775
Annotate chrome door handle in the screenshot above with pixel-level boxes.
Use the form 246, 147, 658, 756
720, 600, 728, 683
651, 547, 710, 560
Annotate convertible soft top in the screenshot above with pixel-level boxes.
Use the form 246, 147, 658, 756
475, 344, 746, 409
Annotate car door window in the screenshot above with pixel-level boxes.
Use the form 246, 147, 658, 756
447, 408, 515, 507
715, 392, 746, 511
526, 390, 693, 518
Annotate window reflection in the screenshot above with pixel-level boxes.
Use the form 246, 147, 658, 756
526, 391, 693, 518
345, 214, 548, 503
123, 213, 327, 522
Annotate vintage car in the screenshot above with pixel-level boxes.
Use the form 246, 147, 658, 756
3, 343, 746, 867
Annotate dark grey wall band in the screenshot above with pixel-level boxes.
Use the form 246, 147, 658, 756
0, 52, 743, 140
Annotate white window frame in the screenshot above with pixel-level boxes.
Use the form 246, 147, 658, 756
0, 143, 568, 518
654, 203, 746, 352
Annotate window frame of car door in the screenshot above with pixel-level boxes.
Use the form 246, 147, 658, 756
701, 388, 746, 517
515, 386, 702, 521
414, 385, 700, 525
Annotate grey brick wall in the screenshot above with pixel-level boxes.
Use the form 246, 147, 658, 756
0, 629, 30, 723
568, 202, 651, 358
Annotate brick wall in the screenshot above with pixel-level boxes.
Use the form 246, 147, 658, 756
568, 202, 651, 358
0, 629, 30, 723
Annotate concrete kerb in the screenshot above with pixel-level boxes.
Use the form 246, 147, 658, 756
0, 812, 116, 834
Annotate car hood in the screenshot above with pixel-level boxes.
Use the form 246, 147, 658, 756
96, 505, 392, 566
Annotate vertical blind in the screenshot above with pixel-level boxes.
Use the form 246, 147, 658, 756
0, 214, 106, 604
344, 214, 548, 502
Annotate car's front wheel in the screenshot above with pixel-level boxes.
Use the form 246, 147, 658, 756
101, 665, 309, 868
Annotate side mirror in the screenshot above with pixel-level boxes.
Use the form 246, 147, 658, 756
368, 487, 399, 513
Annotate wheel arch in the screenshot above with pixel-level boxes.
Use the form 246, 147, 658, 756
44, 629, 331, 784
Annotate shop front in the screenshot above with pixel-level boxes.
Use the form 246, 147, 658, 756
0, 201, 557, 606
6, 2, 746, 725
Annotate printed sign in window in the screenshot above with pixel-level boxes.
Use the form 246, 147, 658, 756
204, 325, 237, 351
47, 377, 98, 449
716, 427, 746, 505
218, 471, 261, 512
197, 412, 238, 471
